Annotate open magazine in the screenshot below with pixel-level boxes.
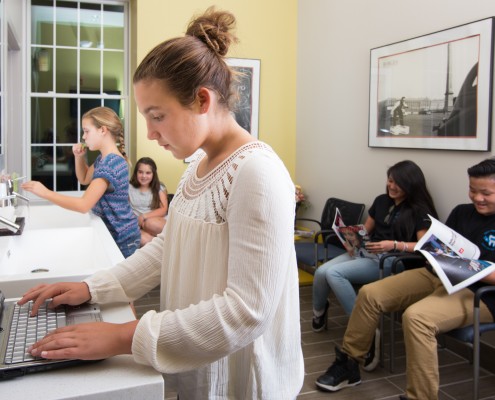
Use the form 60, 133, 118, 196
414, 215, 495, 294
332, 208, 377, 259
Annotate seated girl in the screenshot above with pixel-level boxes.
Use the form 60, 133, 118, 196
129, 157, 168, 246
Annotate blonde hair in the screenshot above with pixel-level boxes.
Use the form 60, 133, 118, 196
82, 106, 128, 162
133, 7, 239, 110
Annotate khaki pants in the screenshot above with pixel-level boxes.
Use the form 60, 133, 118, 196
341, 268, 493, 400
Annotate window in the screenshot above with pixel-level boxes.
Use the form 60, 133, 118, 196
30, 0, 128, 191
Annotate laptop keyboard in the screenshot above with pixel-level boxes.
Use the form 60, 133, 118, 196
4, 301, 66, 364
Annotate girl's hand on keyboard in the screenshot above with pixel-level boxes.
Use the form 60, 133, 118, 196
28, 320, 139, 360
17, 282, 91, 316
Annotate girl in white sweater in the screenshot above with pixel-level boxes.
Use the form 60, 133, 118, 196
19, 6, 304, 399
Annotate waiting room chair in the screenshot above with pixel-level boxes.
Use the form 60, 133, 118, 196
380, 254, 495, 400
295, 197, 365, 270
444, 286, 495, 399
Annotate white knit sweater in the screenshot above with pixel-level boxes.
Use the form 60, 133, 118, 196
85, 142, 304, 399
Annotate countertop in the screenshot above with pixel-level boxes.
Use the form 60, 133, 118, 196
1, 302, 164, 400
0, 203, 164, 399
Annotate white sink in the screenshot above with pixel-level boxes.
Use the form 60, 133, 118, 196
23, 203, 93, 229
0, 204, 124, 298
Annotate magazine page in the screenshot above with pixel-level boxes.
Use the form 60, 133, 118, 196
339, 224, 378, 259
332, 208, 377, 259
332, 208, 347, 246
415, 215, 480, 260
414, 215, 495, 294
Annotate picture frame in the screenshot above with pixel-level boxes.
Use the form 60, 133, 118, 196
227, 57, 261, 139
184, 57, 261, 162
368, 17, 494, 151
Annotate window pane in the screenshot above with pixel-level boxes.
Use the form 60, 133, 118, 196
32, 48, 53, 92
56, 98, 78, 144
80, 49, 101, 91
103, 96, 122, 117
31, 97, 53, 144
80, 2, 101, 49
31, 0, 54, 46
31, 146, 55, 190
103, 51, 123, 92
103, 5, 124, 50
56, 1, 77, 47
56, 48, 77, 93
56, 147, 78, 191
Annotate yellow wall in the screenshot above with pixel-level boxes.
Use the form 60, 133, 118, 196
132, 1, 297, 193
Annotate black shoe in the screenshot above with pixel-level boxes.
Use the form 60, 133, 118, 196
398, 396, 408, 400
315, 346, 361, 392
312, 301, 329, 332
363, 328, 380, 372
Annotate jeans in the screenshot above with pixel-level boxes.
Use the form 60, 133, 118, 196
312, 252, 398, 315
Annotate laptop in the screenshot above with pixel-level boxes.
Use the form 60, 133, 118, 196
0, 290, 103, 379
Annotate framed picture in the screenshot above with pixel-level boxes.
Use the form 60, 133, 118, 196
227, 57, 261, 139
368, 17, 494, 151
184, 57, 261, 162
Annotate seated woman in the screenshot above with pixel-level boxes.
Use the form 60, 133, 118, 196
312, 160, 438, 371
129, 157, 168, 246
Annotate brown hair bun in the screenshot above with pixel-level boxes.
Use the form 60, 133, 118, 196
186, 7, 238, 56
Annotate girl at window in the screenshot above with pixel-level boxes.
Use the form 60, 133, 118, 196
21, 106, 140, 258
129, 157, 168, 246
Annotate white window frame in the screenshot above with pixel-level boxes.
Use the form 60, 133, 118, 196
1, 0, 130, 191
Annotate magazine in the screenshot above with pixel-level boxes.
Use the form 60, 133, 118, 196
332, 208, 377, 259
414, 215, 495, 294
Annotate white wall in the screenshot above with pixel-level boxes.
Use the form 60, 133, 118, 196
297, 0, 495, 222
4, 0, 25, 176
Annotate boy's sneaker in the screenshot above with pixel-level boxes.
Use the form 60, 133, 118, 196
363, 328, 380, 372
312, 301, 330, 332
316, 346, 361, 392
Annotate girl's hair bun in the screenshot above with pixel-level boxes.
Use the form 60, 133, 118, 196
186, 7, 238, 56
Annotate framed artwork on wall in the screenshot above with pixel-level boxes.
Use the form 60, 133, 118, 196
184, 57, 261, 162
227, 57, 261, 139
368, 17, 494, 151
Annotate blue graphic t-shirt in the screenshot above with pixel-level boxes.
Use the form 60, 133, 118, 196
92, 153, 140, 257
446, 203, 495, 317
